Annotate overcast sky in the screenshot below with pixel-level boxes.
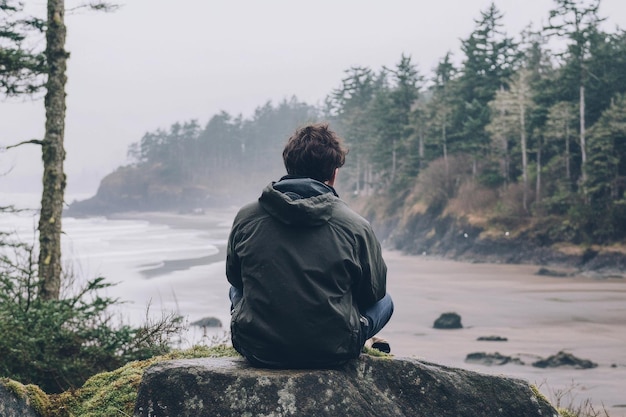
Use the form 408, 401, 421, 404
2, 0, 625, 197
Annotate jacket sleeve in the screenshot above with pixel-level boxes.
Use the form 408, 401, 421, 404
226, 220, 243, 290
354, 224, 387, 311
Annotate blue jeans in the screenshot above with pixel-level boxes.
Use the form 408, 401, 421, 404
360, 293, 394, 341
229, 286, 393, 345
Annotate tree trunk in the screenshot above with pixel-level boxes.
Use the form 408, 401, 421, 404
565, 119, 571, 184
391, 139, 396, 184
38, 0, 67, 301
536, 138, 542, 205
442, 117, 449, 190
579, 83, 587, 185
355, 154, 361, 194
520, 96, 528, 212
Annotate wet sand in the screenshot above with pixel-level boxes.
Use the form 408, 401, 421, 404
380, 251, 626, 416
130, 211, 626, 416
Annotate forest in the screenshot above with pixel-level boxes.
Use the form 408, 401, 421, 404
110, 1, 626, 246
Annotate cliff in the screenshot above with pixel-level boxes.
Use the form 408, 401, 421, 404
377, 207, 626, 276
134, 355, 559, 417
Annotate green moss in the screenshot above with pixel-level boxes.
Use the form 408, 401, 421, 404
1, 378, 52, 417
529, 384, 565, 416
557, 408, 577, 417
362, 346, 393, 358
50, 345, 239, 417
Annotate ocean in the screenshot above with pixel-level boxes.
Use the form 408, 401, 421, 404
1, 192, 235, 347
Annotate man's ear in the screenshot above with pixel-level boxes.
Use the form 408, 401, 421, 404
326, 168, 338, 186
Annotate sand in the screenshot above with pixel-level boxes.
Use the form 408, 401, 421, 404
130, 211, 626, 416
380, 251, 626, 416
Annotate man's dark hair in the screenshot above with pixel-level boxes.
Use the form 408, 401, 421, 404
282, 123, 348, 183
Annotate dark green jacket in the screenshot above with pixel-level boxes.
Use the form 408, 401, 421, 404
227, 177, 387, 367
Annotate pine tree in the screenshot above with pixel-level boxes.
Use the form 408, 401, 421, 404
486, 69, 535, 211
3, 1, 116, 300
370, 54, 423, 189
0, 0, 45, 95
429, 52, 457, 184
457, 3, 519, 171
545, 0, 605, 186
329, 66, 378, 194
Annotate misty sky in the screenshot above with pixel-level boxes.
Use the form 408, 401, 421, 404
2, 0, 625, 197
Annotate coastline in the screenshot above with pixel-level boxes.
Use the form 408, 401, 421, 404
107, 210, 236, 278
107, 209, 626, 416
107, 209, 238, 231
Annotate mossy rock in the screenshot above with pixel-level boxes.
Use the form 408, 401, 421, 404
49, 345, 238, 417
0, 378, 51, 417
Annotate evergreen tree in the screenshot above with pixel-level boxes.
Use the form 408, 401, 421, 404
586, 94, 626, 203
370, 54, 423, 190
582, 94, 626, 240
0, 0, 45, 95
329, 66, 378, 194
545, 0, 605, 186
427, 52, 458, 181
486, 69, 535, 211
456, 3, 520, 169
544, 101, 577, 188
2, 0, 116, 300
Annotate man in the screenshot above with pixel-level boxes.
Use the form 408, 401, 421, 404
226, 123, 393, 368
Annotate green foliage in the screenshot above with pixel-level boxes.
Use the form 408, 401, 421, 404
0, 240, 185, 394
564, 199, 597, 243
0, 0, 46, 95
477, 164, 506, 188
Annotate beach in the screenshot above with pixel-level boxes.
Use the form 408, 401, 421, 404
380, 251, 626, 416
118, 210, 626, 416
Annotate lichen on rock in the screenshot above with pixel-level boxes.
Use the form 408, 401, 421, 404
134, 353, 560, 417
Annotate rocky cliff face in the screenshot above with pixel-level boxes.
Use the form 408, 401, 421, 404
384, 210, 626, 275
66, 164, 216, 216
134, 355, 559, 417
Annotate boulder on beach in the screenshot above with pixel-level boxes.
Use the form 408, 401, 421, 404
190, 316, 223, 328
465, 352, 524, 366
134, 354, 558, 417
433, 312, 463, 329
536, 267, 571, 277
532, 350, 598, 369
477, 335, 508, 342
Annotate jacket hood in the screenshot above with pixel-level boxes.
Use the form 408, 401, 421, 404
258, 176, 338, 226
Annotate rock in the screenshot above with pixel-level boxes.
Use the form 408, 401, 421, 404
190, 316, 223, 328
433, 312, 463, 329
477, 335, 508, 342
536, 267, 571, 277
465, 352, 524, 366
0, 380, 47, 417
134, 355, 558, 417
532, 351, 598, 369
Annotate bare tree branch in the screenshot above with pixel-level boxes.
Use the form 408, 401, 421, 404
67, 2, 121, 14
4, 139, 45, 149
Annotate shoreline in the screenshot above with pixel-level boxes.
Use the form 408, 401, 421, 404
107, 209, 238, 231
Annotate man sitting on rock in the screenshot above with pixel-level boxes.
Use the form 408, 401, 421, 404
226, 122, 393, 368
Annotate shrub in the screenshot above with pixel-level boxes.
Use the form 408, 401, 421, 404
0, 239, 184, 394
447, 182, 498, 215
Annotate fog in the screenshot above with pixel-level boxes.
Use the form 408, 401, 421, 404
2, 0, 625, 197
